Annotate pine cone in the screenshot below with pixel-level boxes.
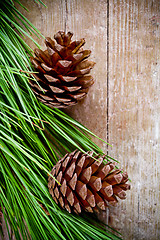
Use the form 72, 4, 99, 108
48, 150, 130, 214
30, 31, 95, 108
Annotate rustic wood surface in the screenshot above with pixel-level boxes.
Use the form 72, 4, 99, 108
13, 0, 160, 239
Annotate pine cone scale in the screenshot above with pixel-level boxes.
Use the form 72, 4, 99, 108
66, 187, 74, 206
94, 192, 106, 210
100, 182, 113, 198
80, 166, 92, 184
86, 189, 96, 207
76, 180, 87, 200
68, 173, 77, 190
60, 179, 67, 197
73, 195, 81, 213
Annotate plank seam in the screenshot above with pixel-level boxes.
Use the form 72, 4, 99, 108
64, 0, 68, 32
107, 0, 109, 150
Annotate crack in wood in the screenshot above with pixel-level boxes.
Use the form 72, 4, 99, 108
107, 0, 109, 152
64, 0, 68, 33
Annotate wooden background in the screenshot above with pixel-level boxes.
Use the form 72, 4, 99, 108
15, 0, 160, 239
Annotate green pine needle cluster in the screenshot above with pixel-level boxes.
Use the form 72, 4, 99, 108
0, 0, 121, 239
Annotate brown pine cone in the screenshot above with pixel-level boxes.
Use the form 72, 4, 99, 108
48, 150, 130, 214
30, 31, 95, 108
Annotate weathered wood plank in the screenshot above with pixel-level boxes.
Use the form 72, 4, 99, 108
108, 0, 160, 239
15, 0, 108, 149
64, 0, 108, 149
15, 0, 66, 49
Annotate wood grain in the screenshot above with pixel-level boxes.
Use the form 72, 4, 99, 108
15, 0, 108, 148
108, 1, 160, 239
14, 1, 160, 239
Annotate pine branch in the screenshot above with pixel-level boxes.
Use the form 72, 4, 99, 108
0, 1, 122, 240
